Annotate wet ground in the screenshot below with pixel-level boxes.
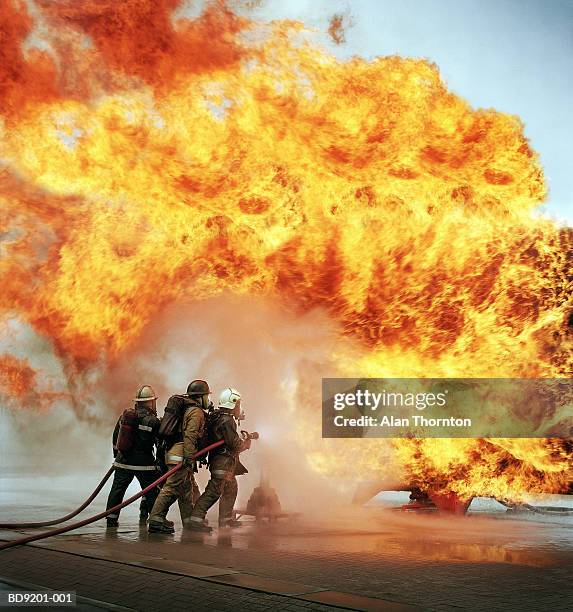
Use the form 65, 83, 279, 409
1, 474, 572, 610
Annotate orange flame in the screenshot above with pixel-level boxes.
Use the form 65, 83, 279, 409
0, 0, 571, 498
0, 354, 64, 411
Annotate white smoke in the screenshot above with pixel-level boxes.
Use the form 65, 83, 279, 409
0, 294, 352, 514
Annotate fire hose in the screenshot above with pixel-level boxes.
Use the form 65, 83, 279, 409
0, 440, 225, 552
0, 467, 115, 529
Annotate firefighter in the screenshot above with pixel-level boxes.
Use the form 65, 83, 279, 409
147, 380, 210, 534
186, 387, 250, 532
106, 385, 162, 528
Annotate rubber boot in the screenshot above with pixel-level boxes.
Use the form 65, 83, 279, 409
148, 520, 175, 534
106, 518, 119, 528
143, 515, 174, 528
184, 519, 212, 533
148, 487, 177, 532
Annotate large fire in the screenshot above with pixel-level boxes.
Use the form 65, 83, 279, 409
1, 0, 571, 501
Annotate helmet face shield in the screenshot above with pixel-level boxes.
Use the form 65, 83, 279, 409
232, 398, 241, 419
200, 393, 210, 410
137, 398, 157, 414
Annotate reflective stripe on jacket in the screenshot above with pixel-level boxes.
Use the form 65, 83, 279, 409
113, 462, 157, 471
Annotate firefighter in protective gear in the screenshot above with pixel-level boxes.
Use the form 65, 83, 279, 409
148, 380, 210, 533
106, 385, 162, 528
187, 387, 250, 532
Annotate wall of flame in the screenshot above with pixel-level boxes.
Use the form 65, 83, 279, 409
0, 0, 571, 499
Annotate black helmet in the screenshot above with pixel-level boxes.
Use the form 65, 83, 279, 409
186, 380, 211, 396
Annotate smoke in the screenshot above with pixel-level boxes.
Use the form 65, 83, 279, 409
115, 294, 370, 512
0, 318, 104, 471
1, 294, 375, 514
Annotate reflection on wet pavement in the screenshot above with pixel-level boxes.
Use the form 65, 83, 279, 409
4, 509, 572, 569
2, 476, 573, 610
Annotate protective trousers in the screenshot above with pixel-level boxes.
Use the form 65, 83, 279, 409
176, 470, 201, 524
106, 467, 159, 521
148, 465, 196, 526
188, 455, 238, 526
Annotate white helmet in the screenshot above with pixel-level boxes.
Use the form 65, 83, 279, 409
218, 387, 241, 410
